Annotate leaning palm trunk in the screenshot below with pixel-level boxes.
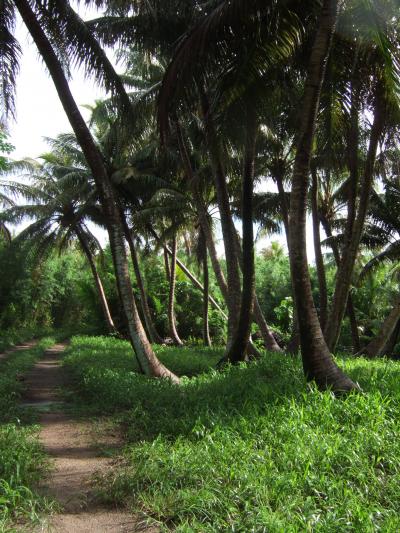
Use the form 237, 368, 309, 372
75, 229, 116, 334
15, 0, 179, 382
121, 217, 164, 344
224, 107, 257, 362
361, 295, 400, 358
168, 236, 184, 346
324, 89, 385, 351
287, 0, 357, 391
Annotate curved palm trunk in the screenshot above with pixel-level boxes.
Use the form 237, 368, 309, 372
75, 229, 116, 334
121, 216, 164, 344
201, 230, 212, 347
324, 90, 385, 351
168, 236, 184, 346
311, 167, 328, 330
15, 0, 179, 382
287, 0, 357, 391
224, 107, 257, 362
361, 295, 400, 358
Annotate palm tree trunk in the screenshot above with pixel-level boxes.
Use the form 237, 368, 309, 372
15, 0, 179, 382
175, 115, 271, 353
150, 226, 227, 319
163, 246, 171, 282
75, 229, 116, 334
174, 120, 229, 304
224, 106, 257, 362
324, 87, 385, 351
311, 167, 328, 330
121, 216, 164, 344
321, 217, 360, 352
168, 236, 184, 346
274, 171, 300, 353
361, 295, 400, 358
200, 90, 242, 349
201, 230, 212, 347
233, 231, 282, 352
287, 0, 357, 391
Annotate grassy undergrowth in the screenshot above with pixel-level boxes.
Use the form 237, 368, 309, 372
65, 335, 400, 532
0, 337, 55, 531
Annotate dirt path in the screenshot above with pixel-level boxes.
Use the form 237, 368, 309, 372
21, 343, 152, 533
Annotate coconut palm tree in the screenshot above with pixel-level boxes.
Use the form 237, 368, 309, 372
2, 0, 178, 381
357, 176, 400, 356
1, 154, 118, 334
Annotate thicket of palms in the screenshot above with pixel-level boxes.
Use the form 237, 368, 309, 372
1, 0, 400, 392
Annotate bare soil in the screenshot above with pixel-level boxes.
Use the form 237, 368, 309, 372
20, 343, 157, 533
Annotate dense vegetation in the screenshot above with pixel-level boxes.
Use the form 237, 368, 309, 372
1, 0, 400, 530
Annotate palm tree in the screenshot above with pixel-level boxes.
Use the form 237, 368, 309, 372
3, 0, 178, 381
1, 154, 117, 334
357, 177, 400, 356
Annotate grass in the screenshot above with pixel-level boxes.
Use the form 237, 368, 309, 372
0, 337, 55, 531
64, 335, 400, 532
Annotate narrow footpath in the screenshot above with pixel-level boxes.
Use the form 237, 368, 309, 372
21, 343, 151, 533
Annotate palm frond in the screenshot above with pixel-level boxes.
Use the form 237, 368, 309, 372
0, 0, 21, 119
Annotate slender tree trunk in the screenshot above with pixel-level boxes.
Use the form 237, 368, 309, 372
324, 88, 385, 351
75, 229, 116, 334
163, 246, 171, 282
201, 230, 212, 347
233, 231, 282, 352
274, 172, 300, 353
15, 0, 179, 382
173, 120, 229, 304
151, 226, 228, 319
311, 167, 328, 330
361, 295, 400, 358
287, 0, 357, 391
168, 236, 184, 346
321, 217, 360, 352
200, 90, 242, 349
121, 217, 164, 344
223, 107, 257, 362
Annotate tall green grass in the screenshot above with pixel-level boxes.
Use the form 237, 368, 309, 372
0, 337, 55, 530
64, 336, 400, 532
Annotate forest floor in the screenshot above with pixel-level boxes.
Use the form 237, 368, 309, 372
20, 343, 155, 533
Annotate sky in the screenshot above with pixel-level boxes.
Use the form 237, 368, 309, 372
4, 6, 318, 261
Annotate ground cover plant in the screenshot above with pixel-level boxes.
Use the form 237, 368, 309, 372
64, 335, 400, 532
0, 338, 55, 530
